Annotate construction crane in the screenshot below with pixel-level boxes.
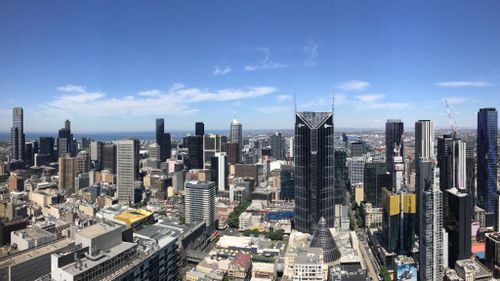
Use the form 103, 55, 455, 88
444, 98, 459, 138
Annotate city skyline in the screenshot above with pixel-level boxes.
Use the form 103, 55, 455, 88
1, 1, 500, 132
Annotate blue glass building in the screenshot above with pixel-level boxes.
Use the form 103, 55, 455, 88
477, 108, 498, 218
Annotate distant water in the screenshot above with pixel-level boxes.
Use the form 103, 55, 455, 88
0, 129, 294, 142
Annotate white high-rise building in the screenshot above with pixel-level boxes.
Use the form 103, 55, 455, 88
229, 118, 242, 149
415, 120, 435, 160
212, 152, 228, 191
452, 139, 467, 190
185, 181, 216, 230
419, 164, 444, 281
117, 139, 139, 204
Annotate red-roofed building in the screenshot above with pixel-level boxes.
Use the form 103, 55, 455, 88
228, 252, 252, 280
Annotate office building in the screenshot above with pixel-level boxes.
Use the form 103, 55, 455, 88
155, 118, 171, 162
437, 134, 466, 191
76, 150, 91, 173
57, 120, 73, 157
102, 143, 117, 174
419, 161, 444, 281
90, 141, 103, 163
24, 140, 37, 167
211, 152, 228, 191
334, 148, 348, 205
229, 118, 243, 150
350, 141, 366, 157
415, 120, 435, 160
477, 108, 498, 224
385, 119, 404, 172
39, 136, 55, 162
292, 247, 324, 280
222, 142, 240, 164
294, 111, 335, 234
10, 107, 25, 163
58, 155, 77, 193
485, 232, 500, 276
117, 139, 139, 204
148, 143, 161, 161
381, 188, 416, 254
364, 161, 391, 207
270, 131, 286, 160
446, 187, 472, 267
185, 181, 216, 230
349, 157, 365, 186
185, 135, 204, 169
203, 134, 225, 170
280, 164, 294, 200
195, 121, 204, 136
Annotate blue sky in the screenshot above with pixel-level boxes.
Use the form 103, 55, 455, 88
1, 0, 499, 132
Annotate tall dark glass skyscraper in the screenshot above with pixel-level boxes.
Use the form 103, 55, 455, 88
57, 120, 73, 157
385, 119, 404, 172
294, 111, 335, 234
10, 107, 25, 162
155, 118, 171, 162
195, 122, 205, 136
477, 108, 498, 220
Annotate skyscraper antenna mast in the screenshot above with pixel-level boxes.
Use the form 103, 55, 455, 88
293, 90, 297, 114
332, 94, 335, 119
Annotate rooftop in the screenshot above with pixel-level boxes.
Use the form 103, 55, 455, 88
78, 222, 123, 239
114, 209, 153, 225
12, 227, 54, 240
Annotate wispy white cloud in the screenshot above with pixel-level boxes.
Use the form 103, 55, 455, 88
436, 81, 492, 88
213, 65, 232, 76
244, 48, 288, 72
276, 95, 291, 102
303, 40, 319, 66
336, 80, 370, 91
356, 94, 384, 103
37, 84, 278, 119
354, 94, 412, 110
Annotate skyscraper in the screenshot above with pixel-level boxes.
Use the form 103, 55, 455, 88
418, 161, 444, 281
364, 161, 391, 207
229, 118, 242, 151
185, 181, 216, 230
415, 120, 435, 160
58, 155, 77, 194
415, 120, 435, 236
185, 135, 204, 169
270, 132, 286, 160
10, 107, 25, 162
334, 148, 348, 205
203, 134, 225, 170
222, 142, 240, 164
195, 122, 205, 136
155, 118, 171, 162
477, 108, 498, 224
57, 120, 73, 157
385, 119, 404, 172
102, 143, 117, 174
90, 141, 104, 163
211, 152, 228, 191
294, 111, 335, 234
437, 134, 466, 190
117, 139, 140, 204
446, 187, 472, 267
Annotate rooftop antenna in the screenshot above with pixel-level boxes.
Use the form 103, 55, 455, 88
293, 90, 297, 114
332, 94, 335, 119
